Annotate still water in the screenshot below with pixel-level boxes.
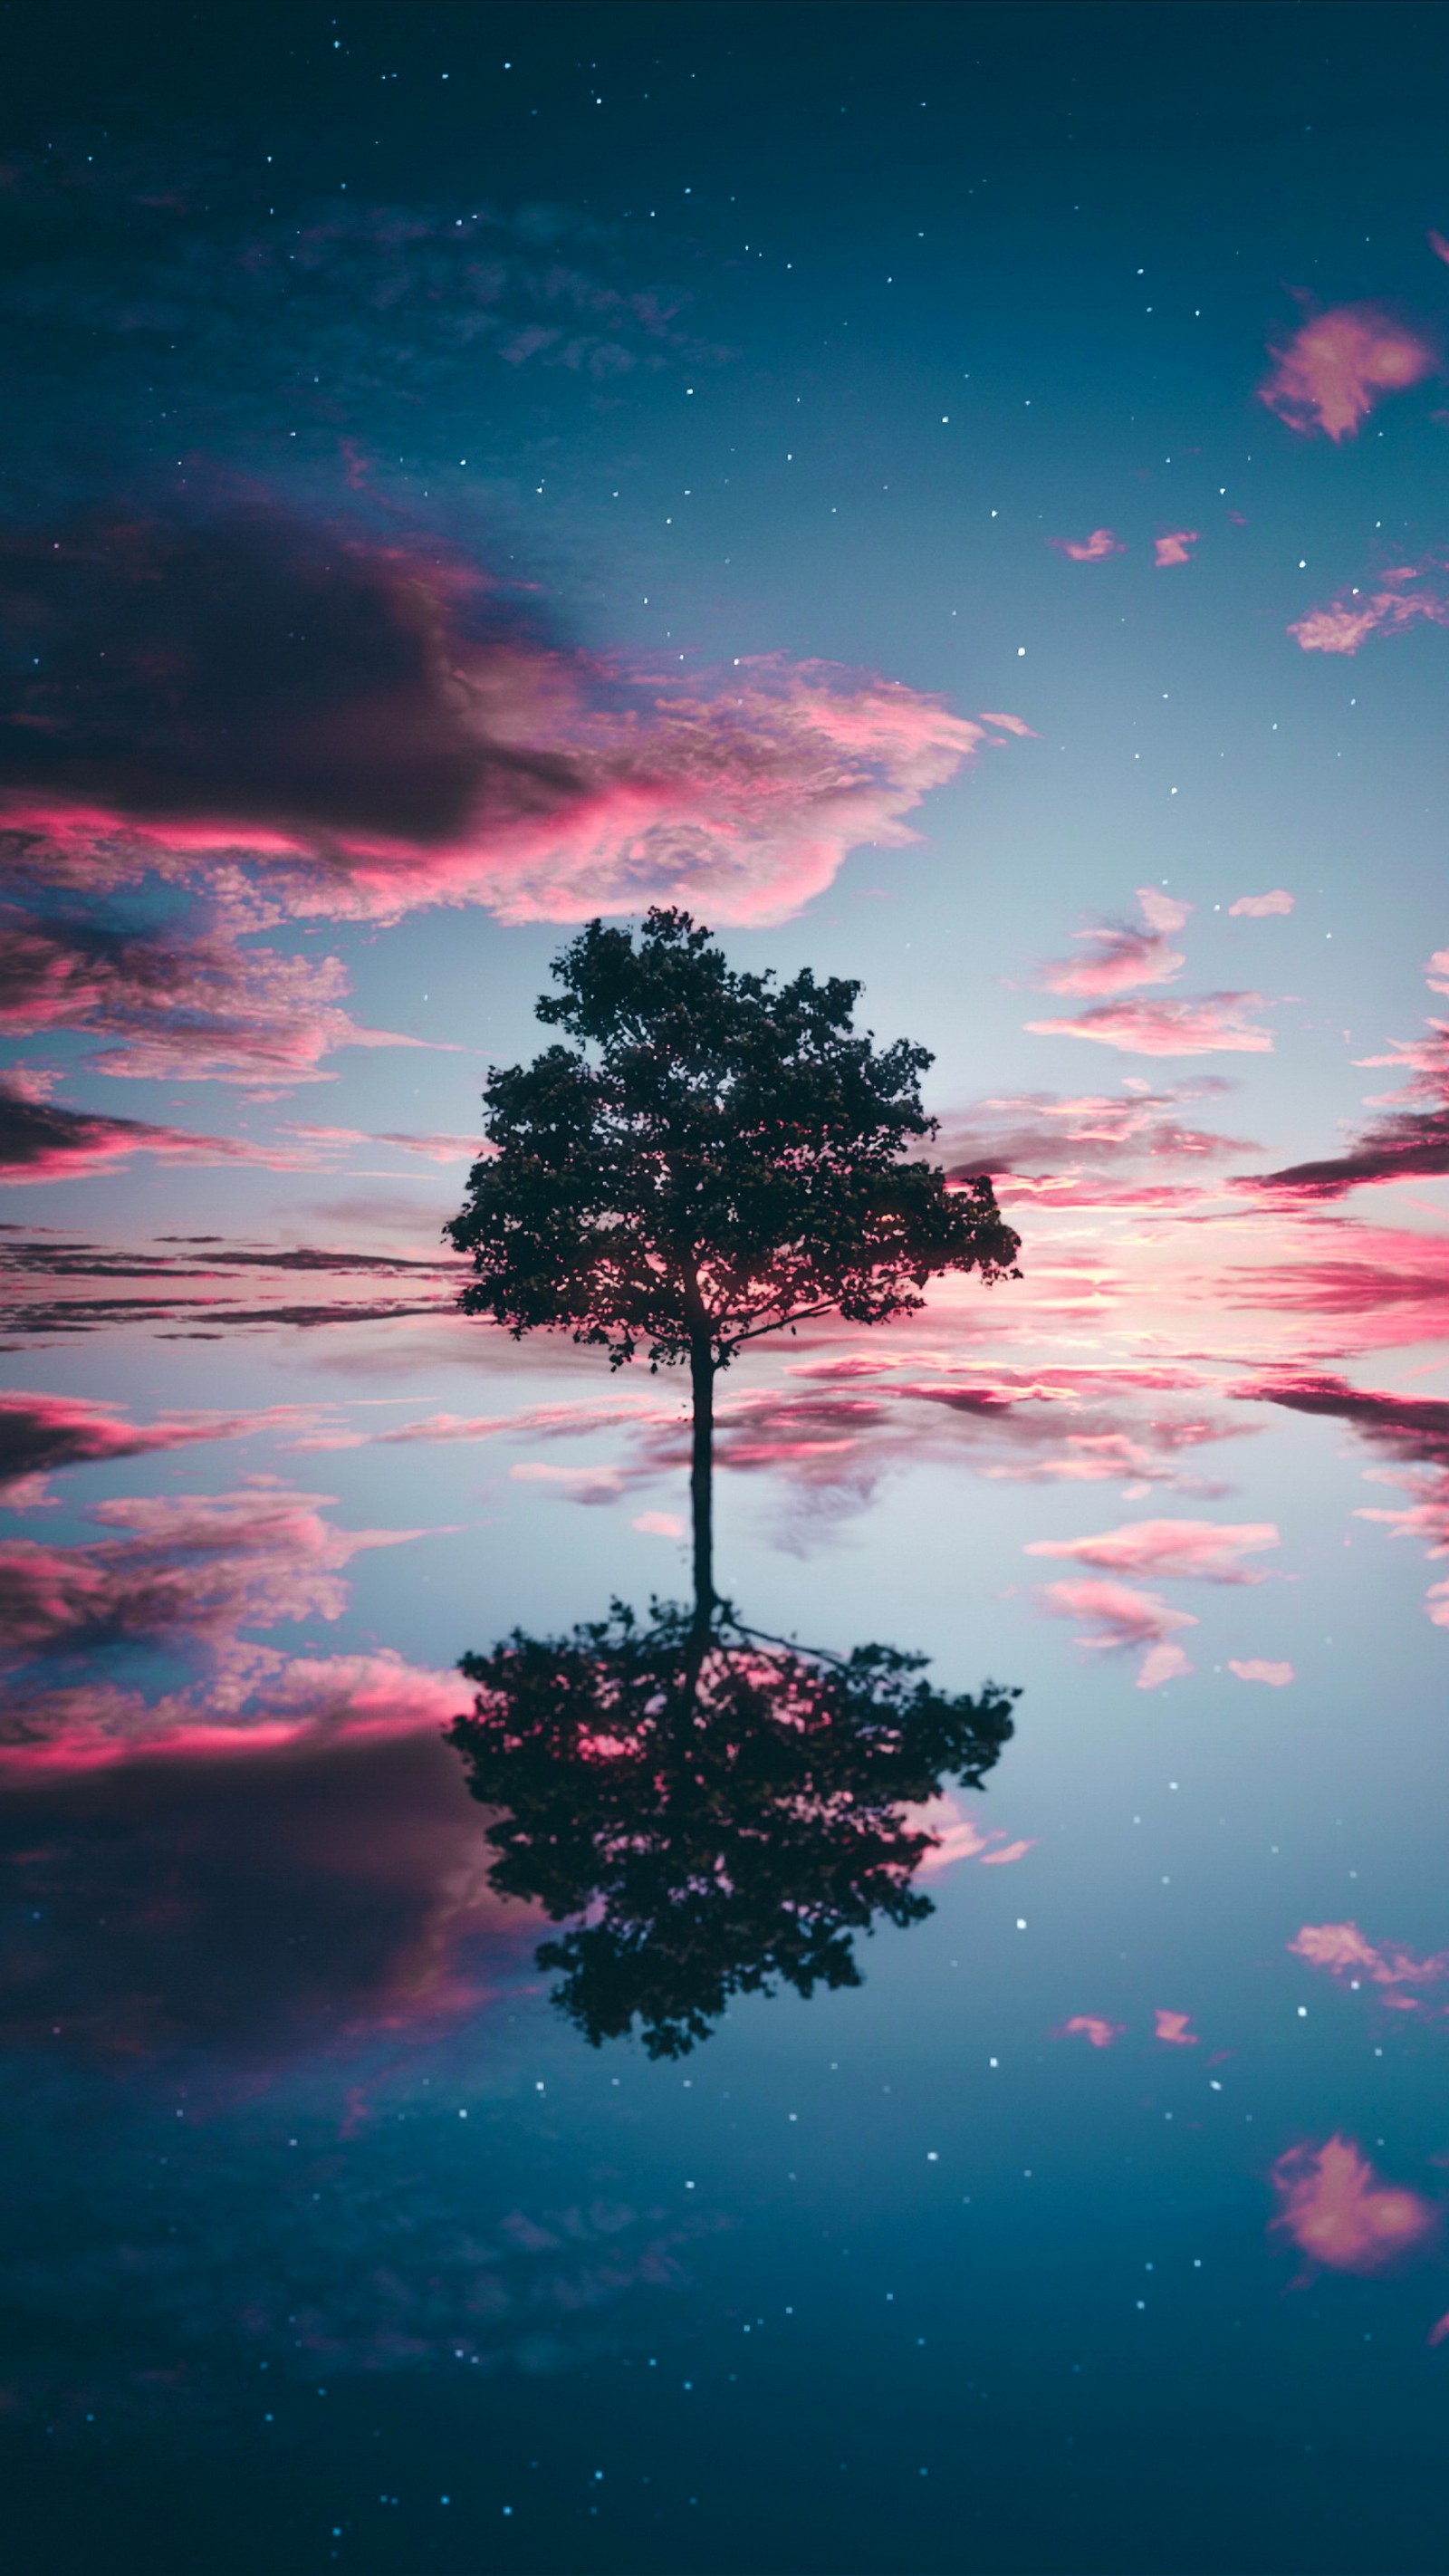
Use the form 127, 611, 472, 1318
4, 1194, 1447, 2575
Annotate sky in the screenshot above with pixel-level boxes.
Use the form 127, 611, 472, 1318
5, 7, 1449, 2573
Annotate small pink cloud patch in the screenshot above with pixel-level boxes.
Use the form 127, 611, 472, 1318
1051, 530, 1123, 562
1427, 2310, 1449, 2348
1259, 305, 1436, 441
1228, 890, 1294, 918
1271, 2136, 1438, 2273
1154, 2009, 1197, 2046
1154, 531, 1198, 568
1036, 1575, 1197, 1688
903, 1793, 1037, 1874
1227, 1658, 1295, 1686
1055, 2015, 1123, 2048
631, 1510, 684, 1538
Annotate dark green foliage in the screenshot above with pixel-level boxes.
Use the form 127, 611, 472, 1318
446, 907, 1021, 1373
450, 1602, 1019, 2058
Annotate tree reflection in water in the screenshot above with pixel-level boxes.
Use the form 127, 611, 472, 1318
450, 1603, 1018, 2058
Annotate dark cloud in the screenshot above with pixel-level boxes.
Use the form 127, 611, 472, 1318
0, 1389, 302, 1503
0, 1725, 522, 2062
1244, 1109, 1449, 1201
1233, 1370, 1449, 1469
0, 1071, 313, 1184
0, 502, 578, 850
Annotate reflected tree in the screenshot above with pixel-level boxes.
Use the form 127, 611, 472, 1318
450, 1602, 1018, 2057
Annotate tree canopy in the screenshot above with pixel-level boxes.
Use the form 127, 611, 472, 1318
446, 906, 1021, 1374
451, 1601, 1019, 2057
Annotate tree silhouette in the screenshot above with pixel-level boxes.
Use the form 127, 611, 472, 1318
446, 909, 1020, 1635
450, 1601, 1019, 2058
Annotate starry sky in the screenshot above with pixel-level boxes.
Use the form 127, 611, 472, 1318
6, 9, 1449, 2573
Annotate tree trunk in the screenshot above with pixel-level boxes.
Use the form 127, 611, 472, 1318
688, 1328, 715, 1640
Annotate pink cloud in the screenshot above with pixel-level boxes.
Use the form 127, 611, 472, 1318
1025, 995, 1272, 1056
0, 1072, 320, 1185
0, 1649, 469, 1778
1154, 2009, 1198, 2045
1036, 889, 1191, 998
1290, 574, 1449, 656
0, 505, 1008, 931
508, 1460, 626, 1504
1430, 230, 1449, 268
0, 910, 419, 1087
1024, 1515, 1279, 1582
1055, 2014, 1123, 2047
1227, 1228, 1449, 1353
1259, 305, 1436, 441
902, 1792, 1036, 1873
1228, 890, 1294, 918
1051, 530, 1123, 562
1227, 1658, 1295, 1686
1153, 531, 1198, 568
976, 711, 1038, 737
1289, 1920, 1449, 2004
632, 1509, 684, 1538
0, 1487, 427, 1673
1271, 2136, 1439, 2273
282, 1124, 481, 1163
0, 1391, 260, 1505
1036, 1576, 1197, 1687
1137, 890, 1193, 934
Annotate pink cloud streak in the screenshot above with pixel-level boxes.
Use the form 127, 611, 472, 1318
1054, 2014, 1123, 2046
1153, 531, 1198, 568
1024, 1515, 1279, 1582
1025, 995, 1272, 1056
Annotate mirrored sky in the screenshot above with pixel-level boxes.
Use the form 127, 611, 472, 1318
5, 6, 1449, 2571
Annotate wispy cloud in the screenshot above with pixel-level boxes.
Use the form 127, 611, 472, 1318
1228, 890, 1294, 918
1025, 1515, 1279, 1581
1290, 565, 1449, 655
1153, 531, 1197, 568
1036, 1576, 1197, 1687
1051, 530, 1123, 562
0, 908, 419, 1086
0, 1071, 319, 1185
1259, 304, 1436, 441
1243, 954, 1449, 1197
1289, 1920, 1449, 2012
1271, 2136, 1438, 2273
1053, 2014, 1123, 2046
0, 1390, 313, 1507
1025, 995, 1273, 1056
1034, 889, 1190, 998
1227, 1658, 1294, 1685
901, 1792, 1036, 1873
0, 1485, 428, 1674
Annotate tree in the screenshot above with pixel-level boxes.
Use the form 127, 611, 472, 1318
446, 908, 1021, 1635
450, 1600, 1019, 2057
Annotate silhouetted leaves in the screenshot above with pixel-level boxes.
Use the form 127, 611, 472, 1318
451, 1600, 1018, 2057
